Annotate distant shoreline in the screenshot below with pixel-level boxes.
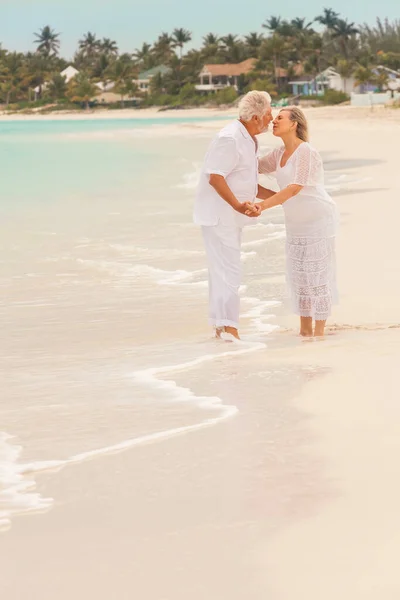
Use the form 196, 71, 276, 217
0, 107, 238, 121
0, 104, 399, 122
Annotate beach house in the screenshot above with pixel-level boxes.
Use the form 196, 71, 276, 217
372, 65, 400, 92
196, 59, 257, 93
288, 66, 356, 97
137, 65, 171, 94
34, 65, 80, 99
34, 65, 126, 102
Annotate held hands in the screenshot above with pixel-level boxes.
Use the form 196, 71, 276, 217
236, 201, 262, 217
244, 202, 263, 217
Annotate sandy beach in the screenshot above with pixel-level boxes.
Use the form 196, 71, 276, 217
1, 106, 400, 599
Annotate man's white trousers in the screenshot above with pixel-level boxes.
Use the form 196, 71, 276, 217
201, 223, 242, 329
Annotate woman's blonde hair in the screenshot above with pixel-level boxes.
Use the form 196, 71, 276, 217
281, 106, 309, 142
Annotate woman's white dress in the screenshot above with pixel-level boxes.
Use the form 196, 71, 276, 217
259, 142, 338, 321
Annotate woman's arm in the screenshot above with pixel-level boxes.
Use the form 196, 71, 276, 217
251, 184, 303, 212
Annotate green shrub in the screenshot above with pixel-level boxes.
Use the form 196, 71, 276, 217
40, 102, 82, 113
299, 94, 322, 101
245, 78, 277, 95
178, 83, 197, 102
12, 99, 50, 110
143, 93, 176, 106
213, 87, 238, 105
322, 89, 350, 105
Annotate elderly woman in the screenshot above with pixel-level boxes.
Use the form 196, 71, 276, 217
194, 90, 275, 340
255, 107, 338, 337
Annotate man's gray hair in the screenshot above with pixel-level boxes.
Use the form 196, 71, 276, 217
238, 90, 271, 122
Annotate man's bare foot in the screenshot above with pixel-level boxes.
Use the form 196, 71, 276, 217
225, 326, 240, 340
299, 330, 313, 337
215, 326, 225, 339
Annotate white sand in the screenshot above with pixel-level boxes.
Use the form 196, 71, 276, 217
267, 330, 400, 599
1, 107, 400, 599
265, 106, 400, 598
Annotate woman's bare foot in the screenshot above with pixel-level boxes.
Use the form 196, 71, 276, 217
225, 326, 240, 340
215, 326, 225, 339
300, 317, 313, 337
314, 320, 326, 337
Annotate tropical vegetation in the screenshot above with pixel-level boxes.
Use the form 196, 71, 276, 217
1, 12, 399, 110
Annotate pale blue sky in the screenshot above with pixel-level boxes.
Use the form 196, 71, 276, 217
1, 0, 398, 59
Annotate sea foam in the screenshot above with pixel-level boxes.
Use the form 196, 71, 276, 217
1, 341, 265, 532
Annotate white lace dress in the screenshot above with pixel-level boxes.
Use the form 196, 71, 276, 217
259, 142, 339, 321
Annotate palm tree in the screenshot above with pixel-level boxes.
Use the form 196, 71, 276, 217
46, 73, 68, 101
354, 65, 375, 92
274, 20, 294, 38
164, 54, 184, 94
67, 72, 98, 110
291, 18, 314, 32
0, 80, 15, 107
244, 32, 264, 58
172, 28, 192, 59
107, 57, 136, 106
91, 53, 112, 83
182, 50, 203, 84
221, 34, 244, 63
34, 26, 60, 57
79, 32, 100, 59
149, 71, 167, 96
152, 33, 174, 63
203, 33, 220, 47
374, 69, 390, 91
308, 33, 324, 73
304, 54, 320, 80
316, 8, 340, 30
0, 52, 26, 105
222, 34, 239, 46
260, 34, 287, 91
101, 38, 119, 56
201, 33, 222, 61
26, 53, 51, 98
285, 18, 316, 63
133, 43, 153, 69
332, 19, 359, 58
263, 16, 282, 33
116, 78, 138, 105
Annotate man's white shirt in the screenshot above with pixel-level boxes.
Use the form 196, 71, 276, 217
194, 120, 259, 227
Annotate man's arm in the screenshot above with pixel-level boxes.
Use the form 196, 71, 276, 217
209, 174, 257, 216
257, 184, 276, 200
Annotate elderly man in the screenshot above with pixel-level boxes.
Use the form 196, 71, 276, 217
194, 90, 275, 339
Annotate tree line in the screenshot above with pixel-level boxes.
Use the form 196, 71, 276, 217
1, 11, 400, 109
